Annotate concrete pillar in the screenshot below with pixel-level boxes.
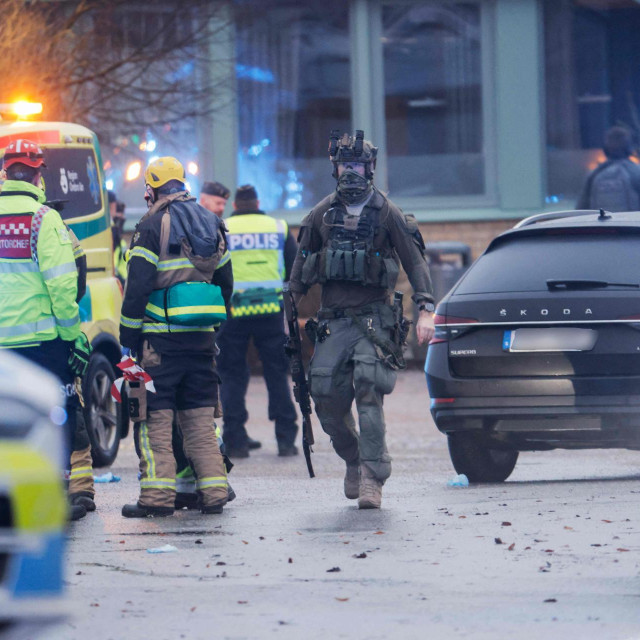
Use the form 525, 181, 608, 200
495, 0, 545, 210
199, 2, 238, 194
349, 0, 388, 191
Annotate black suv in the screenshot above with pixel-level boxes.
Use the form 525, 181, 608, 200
426, 209, 640, 482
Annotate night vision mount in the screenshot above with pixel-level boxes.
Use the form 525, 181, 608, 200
329, 129, 378, 179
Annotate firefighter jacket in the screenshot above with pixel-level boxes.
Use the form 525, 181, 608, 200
0, 180, 81, 347
225, 209, 297, 317
120, 192, 233, 355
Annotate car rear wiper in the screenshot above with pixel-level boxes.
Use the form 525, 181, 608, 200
547, 279, 640, 290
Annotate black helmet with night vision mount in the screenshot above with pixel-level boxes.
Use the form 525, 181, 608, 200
329, 130, 378, 180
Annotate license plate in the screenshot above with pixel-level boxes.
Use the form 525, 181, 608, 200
503, 328, 597, 352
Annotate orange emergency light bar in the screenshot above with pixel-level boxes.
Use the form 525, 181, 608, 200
0, 101, 43, 120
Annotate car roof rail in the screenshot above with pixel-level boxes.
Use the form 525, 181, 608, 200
514, 209, 612, 229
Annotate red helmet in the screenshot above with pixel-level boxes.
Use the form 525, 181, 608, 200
3, 139, 46, 170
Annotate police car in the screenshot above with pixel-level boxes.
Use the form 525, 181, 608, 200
0, 349, 67, 634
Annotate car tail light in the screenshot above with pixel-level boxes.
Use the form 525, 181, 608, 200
618, 314, 640, 321
432, 398, 455, 404
430, 314, 478, 344
429, 327, 448, 345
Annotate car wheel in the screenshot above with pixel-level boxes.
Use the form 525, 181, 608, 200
83, 353, 121, 467
447, 433, 518, 483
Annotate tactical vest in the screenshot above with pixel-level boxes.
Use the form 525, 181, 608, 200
299, 200, 399, 290
143, 194, 227, 331
225, 213, 287, 317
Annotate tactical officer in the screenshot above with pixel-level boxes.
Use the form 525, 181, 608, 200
217, 185, 299, 458
0, 139, 94, 521
120, 157, 233, 517
289, 131, 435, 509
200, 181, 230, 219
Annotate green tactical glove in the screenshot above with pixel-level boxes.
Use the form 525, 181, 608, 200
68, 333, 92, 378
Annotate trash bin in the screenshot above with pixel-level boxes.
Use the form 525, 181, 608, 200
410, 241, 472, 363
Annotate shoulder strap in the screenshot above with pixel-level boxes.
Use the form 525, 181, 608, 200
30, 204, 50, 265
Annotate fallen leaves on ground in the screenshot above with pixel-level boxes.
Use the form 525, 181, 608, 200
494, 538, 503, 545
327, 567, 341, 572
508, 543, 515, 551
501, 522, 512, 527
353, 552, 367, 559
335, 597, 349, 602
543, 598, 557, 603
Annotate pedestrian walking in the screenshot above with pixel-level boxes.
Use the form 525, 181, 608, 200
200, 181, 231, 219
120, 157, 233, 517
217, 184, 299, 458
288, 130, 435, 509
576, 126, 640, 212
0, 139, 94, 521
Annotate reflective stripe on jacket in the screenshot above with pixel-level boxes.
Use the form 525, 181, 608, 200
0, 180, 80, 346
225, 213, 287, 317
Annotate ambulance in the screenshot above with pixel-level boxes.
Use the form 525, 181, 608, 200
0, 104, 127, 466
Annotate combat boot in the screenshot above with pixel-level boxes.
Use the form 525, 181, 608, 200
344, 462, 360, 499
358, 465, 382, 510
122, 503, 174, 518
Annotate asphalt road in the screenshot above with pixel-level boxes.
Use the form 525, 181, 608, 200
45, 370, 640, 640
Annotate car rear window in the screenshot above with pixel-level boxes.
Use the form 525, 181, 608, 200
40, 147, 103, 220
454, 232, 640, 294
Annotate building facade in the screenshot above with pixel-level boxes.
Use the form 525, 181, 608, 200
195, 0, 640, 255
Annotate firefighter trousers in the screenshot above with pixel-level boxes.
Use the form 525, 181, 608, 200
135, 343, 228, 509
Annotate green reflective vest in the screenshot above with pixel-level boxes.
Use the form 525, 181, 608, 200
225, 213, 287, 317
0, 180, 80, 347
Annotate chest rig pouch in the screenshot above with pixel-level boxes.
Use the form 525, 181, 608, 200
300, 202, 399, 290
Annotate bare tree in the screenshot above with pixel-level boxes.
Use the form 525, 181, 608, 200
0, 0, 236, 145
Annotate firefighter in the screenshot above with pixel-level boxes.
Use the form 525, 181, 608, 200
0, 139, 93, 521
120, 157, 233, 517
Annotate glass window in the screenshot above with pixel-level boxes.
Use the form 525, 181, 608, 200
456, 231, 640, 294
40, 148, 103, 220
235, 1, 350, 211
544, 1, 640, 208
382, 3, 485, 198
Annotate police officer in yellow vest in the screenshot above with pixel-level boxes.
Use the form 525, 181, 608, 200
120, 157, 233, 517
217, 185, 299, 458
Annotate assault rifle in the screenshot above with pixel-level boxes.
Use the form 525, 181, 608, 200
283, 283, 315, 478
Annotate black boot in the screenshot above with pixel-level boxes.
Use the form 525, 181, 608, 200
69, 504, 87, 521
200, 502, 224, 515
122, 503, 174, 518
70, 492, 96, 512
247, 437, 262, 450
227, 484, 236, 502
175, 492, 199, 510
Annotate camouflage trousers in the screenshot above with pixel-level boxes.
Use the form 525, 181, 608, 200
308, 304, 398, 483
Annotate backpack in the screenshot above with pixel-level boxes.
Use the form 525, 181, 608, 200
589, 160, 640, 212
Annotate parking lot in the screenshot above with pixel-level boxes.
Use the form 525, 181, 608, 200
47, 370, 640, 640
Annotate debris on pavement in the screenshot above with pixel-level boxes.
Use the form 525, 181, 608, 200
146, 544, 178, 554
326, 567, 341, 572
447, 474, 469, 487
93, 472, 121, 483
